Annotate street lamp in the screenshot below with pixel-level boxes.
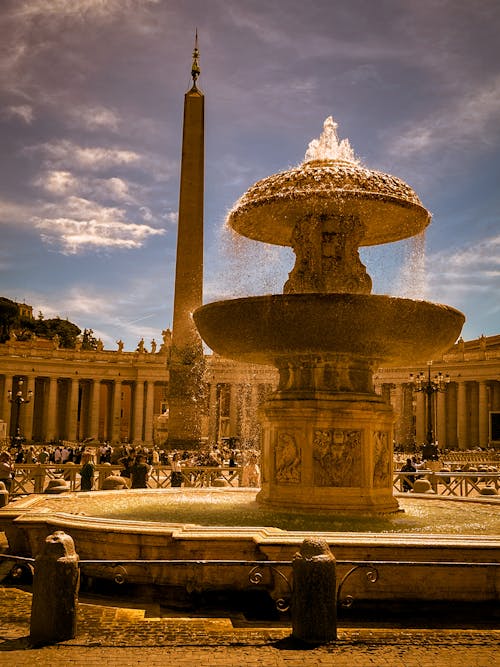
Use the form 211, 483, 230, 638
8, 379, 32, 448
409, 361, 450, 458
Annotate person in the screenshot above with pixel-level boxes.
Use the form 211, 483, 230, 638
242, 453, 261, 487
119, 454, 133, 486
130, 455, 150, 489
38, 447, 49, 464
170, 453, 183, 487
79, 452, 95, 492
400, 458, 416, 492
0, 451, 14, 493
152, 447, 160, 467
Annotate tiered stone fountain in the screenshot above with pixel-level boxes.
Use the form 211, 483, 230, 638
194, 117, 465, 514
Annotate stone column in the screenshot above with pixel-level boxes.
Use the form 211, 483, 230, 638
144, 380, 154, 444
22, 374, 35, 441
392, 383, 404, 445
45, 377, 58, 442
89, 379, 100, 441
457, 381, 468, 450
229, 383, 238, 437
436, 390, 447, 450
415, 392, 425, 445
478, 381, 489, 449
491, 381, 500, 411
132, 380, 145, 444
207, 382, 218, 446
66, 378, 79, 442
110, 379, 122, 443
1, 374, 13, 430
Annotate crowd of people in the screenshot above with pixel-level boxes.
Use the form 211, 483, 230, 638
2, 439, 498, 496
0, 440, 262, 493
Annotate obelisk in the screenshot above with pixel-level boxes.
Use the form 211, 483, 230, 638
167, 35, 205, 450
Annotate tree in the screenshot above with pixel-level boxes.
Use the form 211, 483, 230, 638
0, 298, 82, 348
0, 297, 19, 343
81, 328, 99, 351
43, 318, 81, 348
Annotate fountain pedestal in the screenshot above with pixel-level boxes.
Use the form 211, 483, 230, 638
258, 391, 398, 514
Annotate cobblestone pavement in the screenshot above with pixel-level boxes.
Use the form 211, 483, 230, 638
1, 587, 499, 667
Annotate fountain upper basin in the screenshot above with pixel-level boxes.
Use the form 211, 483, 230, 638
228, 160, 430, 247
194, 293, 465, 367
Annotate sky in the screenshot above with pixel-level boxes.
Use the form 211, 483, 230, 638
1, 0, 499, 352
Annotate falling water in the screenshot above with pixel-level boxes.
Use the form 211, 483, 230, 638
392, 231, 427, 299
215, 222, 291, 298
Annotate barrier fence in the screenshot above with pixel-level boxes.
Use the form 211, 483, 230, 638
3, 463, 499, 497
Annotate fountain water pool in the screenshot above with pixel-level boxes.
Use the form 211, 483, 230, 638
41, 489, 499, 535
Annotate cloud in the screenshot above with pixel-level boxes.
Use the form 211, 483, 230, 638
32, 196, 165, 254
389, 75, 500, 157
425, 234, 500, 309
66, 105, 120, 132
11, 0, 160, 22
0, 198, 35, 225
28, 140, 141, 172
162, 211, 178, 225
27, 139, 174, 186
4, 104, 34, 124
35, 170, 138, 204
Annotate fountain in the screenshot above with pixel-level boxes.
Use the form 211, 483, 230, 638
1, 120, 496, 610
194, 116, 465, 514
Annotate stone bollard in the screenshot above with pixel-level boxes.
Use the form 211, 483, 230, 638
0, 481, 9, 507
291, 537, 337, 644
30, 531, 79, 645
33, 464, 46, 493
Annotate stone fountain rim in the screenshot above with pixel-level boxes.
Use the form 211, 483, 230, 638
3, 490, 498, 547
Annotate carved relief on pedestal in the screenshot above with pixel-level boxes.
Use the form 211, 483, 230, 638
313, 428, 361, 486
274, 432, 301, 484
373, 430, 391, 487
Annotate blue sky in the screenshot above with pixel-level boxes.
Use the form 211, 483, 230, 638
1, 0, 499, 352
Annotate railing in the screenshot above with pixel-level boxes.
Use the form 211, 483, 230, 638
392, 470, 500, 497
4, 463, 500, 497
7, 463, 244, 495
3, 552, 498, 612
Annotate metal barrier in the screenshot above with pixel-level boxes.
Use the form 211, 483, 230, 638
393, 470, 500, 496
2, 552, 499, 609
6, 464, 500, 497
8, 463, 243, 495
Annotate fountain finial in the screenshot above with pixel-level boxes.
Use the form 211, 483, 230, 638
304, 116, 359, 164
191, 29, 201, 88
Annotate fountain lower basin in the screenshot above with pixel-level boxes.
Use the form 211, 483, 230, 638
194, 293, 465, 367
1, 490, 498, 604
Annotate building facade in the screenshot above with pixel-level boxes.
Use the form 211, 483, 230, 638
374, 334, 500, 450
1, 332, 499, 450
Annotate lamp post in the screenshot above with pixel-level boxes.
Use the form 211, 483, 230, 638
8, 379, 32, 448
409, 361, 450, 458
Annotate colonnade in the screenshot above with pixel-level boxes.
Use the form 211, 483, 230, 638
1, 372, 164, 445
379, 379, 500, 450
